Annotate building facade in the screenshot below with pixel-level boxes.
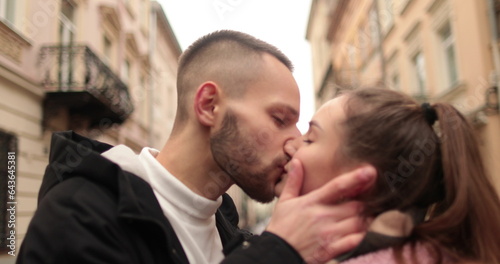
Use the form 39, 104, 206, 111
0, 0, 180, 260
307, 0, 500, 192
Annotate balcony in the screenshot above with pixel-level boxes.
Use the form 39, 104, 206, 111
39, 44, 134, 131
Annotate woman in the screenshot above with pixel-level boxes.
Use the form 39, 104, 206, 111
282, 88, 500, 263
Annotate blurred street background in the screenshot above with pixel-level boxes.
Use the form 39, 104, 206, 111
0, 1, 499, 262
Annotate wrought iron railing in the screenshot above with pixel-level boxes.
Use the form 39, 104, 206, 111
38, 44, 134, 121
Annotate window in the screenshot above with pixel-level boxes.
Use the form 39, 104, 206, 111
139, 0, 147, 29
369, 8, 380, 47
122, 59, 130, 84
59, 0, 76, 89
103, 36, 112, 64
358, 26, 368, 61
384, 0, 394, 19
391, 73, 400, 90
348, 45, 356, 70
386, 50, 399, 91
398, 0, 413, 14
412, 52, 426, 97
124, 0, 133, 17
59, 0, 76, 44
379, 0, 394, 34
0, 0, 15, 25
318, 64, 339, 101
0, 131, 17, 253
139, 76, 149, 125
439, 23, 458, 89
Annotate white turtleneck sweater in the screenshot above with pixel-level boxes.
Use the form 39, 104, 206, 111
102, 145, 224, 264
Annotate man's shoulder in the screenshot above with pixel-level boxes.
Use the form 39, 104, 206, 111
43, 176, 115, 202
25, 177, 123, 249
50, 131, 114, 154
39, 131, 121, 200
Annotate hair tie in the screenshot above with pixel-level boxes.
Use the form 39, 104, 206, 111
421, 103, 437, 126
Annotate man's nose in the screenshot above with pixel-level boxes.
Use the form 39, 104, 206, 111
284, 136, 301, 157
287, 126, 301, 143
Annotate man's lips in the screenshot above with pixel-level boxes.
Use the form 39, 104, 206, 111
274, 158, 292, 190
276, 163, 290, 184
283, 160, 293, 175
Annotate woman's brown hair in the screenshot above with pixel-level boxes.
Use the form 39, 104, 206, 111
340, 87, 500, 263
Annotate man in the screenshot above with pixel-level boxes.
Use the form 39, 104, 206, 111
17, 30, 375, 264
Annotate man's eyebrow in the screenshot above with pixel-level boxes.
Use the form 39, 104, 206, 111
272, 104, 299, 117
309, 120, 323, 130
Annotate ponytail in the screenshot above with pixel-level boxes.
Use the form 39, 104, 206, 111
416, 103, 500, 264
342, 88, 500, 263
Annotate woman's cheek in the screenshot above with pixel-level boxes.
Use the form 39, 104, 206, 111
300, 166, 318, 195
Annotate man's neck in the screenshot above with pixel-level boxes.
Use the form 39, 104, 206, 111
156, 129, 234, 201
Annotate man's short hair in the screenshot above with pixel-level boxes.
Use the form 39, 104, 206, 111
175, 30, 293, 124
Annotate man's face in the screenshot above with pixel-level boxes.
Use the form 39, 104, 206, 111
210, 54, 301, 203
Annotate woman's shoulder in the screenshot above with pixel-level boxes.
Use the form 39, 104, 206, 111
338, 242, 456, 264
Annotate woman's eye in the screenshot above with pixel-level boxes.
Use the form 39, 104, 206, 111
303, 139, 313, 144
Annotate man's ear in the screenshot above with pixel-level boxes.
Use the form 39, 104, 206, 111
194, 82, 219, 126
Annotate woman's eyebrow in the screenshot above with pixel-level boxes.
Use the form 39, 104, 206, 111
309, 120, 323, 130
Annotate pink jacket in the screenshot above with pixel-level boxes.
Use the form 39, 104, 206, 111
341, 243, 455, 264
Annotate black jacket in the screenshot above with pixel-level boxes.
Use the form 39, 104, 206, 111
17, 131, 303, 264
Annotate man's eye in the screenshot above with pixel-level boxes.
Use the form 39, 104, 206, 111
303, 139, 313, 144
273, 116, 286, 126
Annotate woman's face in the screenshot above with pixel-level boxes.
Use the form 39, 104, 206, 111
276, 96, 358, 196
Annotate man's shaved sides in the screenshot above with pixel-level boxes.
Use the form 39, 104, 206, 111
173, 30, 293, 132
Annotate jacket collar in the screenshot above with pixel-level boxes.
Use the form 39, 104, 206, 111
40, 131, 117, 200
41, 131, 190, 262
41, 131, 174, 219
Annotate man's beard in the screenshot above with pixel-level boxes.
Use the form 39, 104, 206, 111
210, 110, 277, 203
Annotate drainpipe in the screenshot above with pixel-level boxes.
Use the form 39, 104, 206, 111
486, 0, 500, 108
